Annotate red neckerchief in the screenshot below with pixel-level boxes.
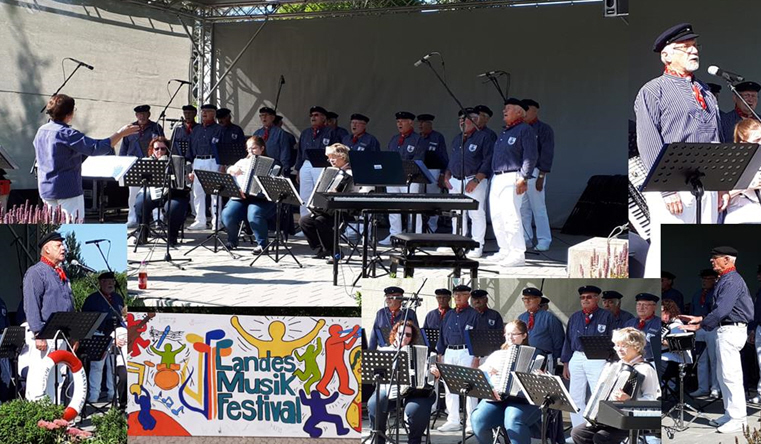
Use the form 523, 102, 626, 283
699, 289, 708, 306
475, 306, 486, 314
735, 106, 752, 119
263, 126, 270, 142
455, 304, 468, 314
462, 128, 477, 146
40, 256, 67, 283
397, 130, 413, 146
505, 117, 524, 129
185, 122, 195, 135
528, 311, 536, 330
438, 307, 449, 320
719, 266, 737, 277
525, 117, 538, 124
637, 315, 655, 330
664, 67, 706, 110
101, 290, 113, 304
352, 131, 364, 144
389, 308, 399, 325
312, 125, 324, 139
582, 306, 598, 325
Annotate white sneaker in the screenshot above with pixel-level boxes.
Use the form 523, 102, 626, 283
436, 421, 461, 432
709, 414, 731, 427
536, 241, 551, 251
294, 231, 306, 238
710, 389, 721, 399
127, 236, 137, 246
187, 221, 206, 231
378, 235, 393, 246
127, 220, 138, 229
465, 424, 473, 434
750, 396, 761, 404
490, 251, 506, 261
717, 418, 746, 433
500, 257, 526, 268
466, 248, 483, 259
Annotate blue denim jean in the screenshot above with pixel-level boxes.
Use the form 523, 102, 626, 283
367, 388, 435, 444
221, 198, 275, 247
471, 400, 541, 444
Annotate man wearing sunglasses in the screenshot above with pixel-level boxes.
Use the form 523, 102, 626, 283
560, 285, 613, 427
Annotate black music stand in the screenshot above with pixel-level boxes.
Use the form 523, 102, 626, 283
124, 159, 170, 252
0, 327, 26, 399
173, 140, 189, 158
422, 328, 439, 352
436, 363, 493, 444
465, 329, 504, 358
513, 372, 579, 444
250, 176, 303, 267
217, 143, 248, 167
362, 350, 410, 444
402, 160, 436, 234
305, 149, 332, 168
641, 142, 761, 224
663, 332, 701, 434
184, 170, 241, 259
77, 335, 113, 416
580, 335, 617, 361
38, 312, 105, 405
156, 155, 192, 270
424, 150, 447, 171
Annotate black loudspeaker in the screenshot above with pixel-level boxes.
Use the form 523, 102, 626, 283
603, 0, 628, 17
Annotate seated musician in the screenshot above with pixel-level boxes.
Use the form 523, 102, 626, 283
220, 136, 276, 254
367, 320, 436, 444
470, 320, 541, 444
570, 327, 660, 444
299, 143, 362, 264
660, 299, 692, 390
133, 137, 190, 247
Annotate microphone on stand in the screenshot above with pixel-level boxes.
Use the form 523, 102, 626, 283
707, 66, 745, 83
477, 71, 499, 78
66, 58, 94, 70
70, 260, 97, 274
85, 238, 109, 244
279, 75, 285, 85
413, 52, 437, 67
169, 79, 192, 85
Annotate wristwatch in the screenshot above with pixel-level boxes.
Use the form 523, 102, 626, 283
472, 177, 480, 184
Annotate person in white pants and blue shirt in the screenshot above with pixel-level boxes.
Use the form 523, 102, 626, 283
186, 104, 224, 230
294, 106, 339, 222
520, 99, 554, 251
679, 246, 754, 434
417, 114, 448, 233
560, 285, 614, 428
750, 266, 761, 403
688, 268, 720, 398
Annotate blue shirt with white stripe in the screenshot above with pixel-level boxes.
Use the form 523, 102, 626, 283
187, 123, 223, 161
22, 261, 76, 335
33, 121, 114, 200
690, 288, 714, 317
341, 132, 381, 152
474, 308, 504, 331
701, 270, 753, 331
253, 125, 293, 174
518, 309, 565, 358
387, 132, 427, 161
436, 306, 479, 355
296, 126, 338, 170
491, 122, 538, 179
420, 130, 449, 169
560, 307, 614, 363
423, 307, 450, 330
448, 129, 494, 178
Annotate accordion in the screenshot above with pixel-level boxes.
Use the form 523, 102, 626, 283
400, 345, 436, 398
494, 345, 537, 399
307, 167, 353, 214
583, 361, 643, 424
242, 156, 276, 196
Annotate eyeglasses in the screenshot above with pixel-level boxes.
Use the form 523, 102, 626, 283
154, 147, 168, 151
673, 43, 701, 53
521, 297, 538, 302
579, 295, 596, 300
398, 332, 413, 338
508, 332, 525, 336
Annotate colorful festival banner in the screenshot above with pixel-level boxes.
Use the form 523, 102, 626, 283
127, 313, 361, 438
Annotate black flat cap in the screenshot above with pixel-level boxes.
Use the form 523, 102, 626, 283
653, 23, 699, 53
274, 115, 283, 125
200, 104, 217, 110
134, 105, 150, 113
578, 285, 602, 295
453, 284, 472, 293
435, 288, 452, 296
522, 287, 543, 297
540, 296, 550, 305
635, 293, 660, 303
384, 286, 405, 295
259, 107, 276, 115
706, 83, 722, 95
326, 111, 338, 119
395, 111, 415, 120
522, 99, 540, 109
309, 106, 328, 116
417, 114, 435, 121
662, 271, 676, 280
735, 81, 761, 93
474, 105, 493, 117
699, 268, 719, 277
504, 97, 529, 111
182, 105, 197, 112
470, 289, 489, 298
350, 113, 370, 123
98, 271, 115, 280
711, 246, 738, 256
458, 107, 478, 117
216, 108, 231, 119
602, 290, 623, 300
38, 231, 64, 249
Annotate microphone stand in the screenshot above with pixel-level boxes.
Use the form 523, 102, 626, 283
724, 81, 761, 123
481, 71, 509, 103
158, 82, 188, 132
417, 57, 477, 236
274, 75, 285, 113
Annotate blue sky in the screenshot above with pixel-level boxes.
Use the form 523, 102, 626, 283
59, 224, 127, 273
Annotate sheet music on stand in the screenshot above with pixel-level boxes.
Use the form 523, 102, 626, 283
0, 144, 19, 170
0, 326, 26, 358
173, 141, 189, 158
361, 350, 409, 385
82, 155, 138, 182
256, 176, 303, 206
76, 335, 113, 361
402, 160, 435, 185
580, 335, 617, 361
305, 149, 331, 168
218, 143, 248, 167
37, 312, 106, 342
121, 158, 167, 188
466, 329, 504, 357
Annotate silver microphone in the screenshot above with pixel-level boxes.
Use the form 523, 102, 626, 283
70, 260, 97, 273
413, 52, 435, 67
477, 71, 498, 78
707, 65, 745, 83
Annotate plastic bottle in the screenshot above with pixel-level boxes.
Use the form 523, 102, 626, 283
138, 261, 148, 290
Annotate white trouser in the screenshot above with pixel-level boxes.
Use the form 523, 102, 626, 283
521, 167, 551, 245
725, 194, 761, 224
387, 183, 424, 236
488, 172, 525, 261
695, 328, 719, 393
716, 324, 747, 420
568, 351, 606, 427
127, 186, 140, 224
42, 195, 85, 223
191, 157, 220, 225
442, 347, 477, 426
643, 190, 717, 278
449, 176, 488, 248
299, 161, 324, 218
21, 325, 67, 403
425, 169, 441, 232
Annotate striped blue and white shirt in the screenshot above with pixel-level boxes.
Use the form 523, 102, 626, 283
33, 121, 114, 200
22, 261, 75, 335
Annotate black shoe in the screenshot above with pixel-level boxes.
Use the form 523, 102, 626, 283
168, 238, 179, 248
224, 242, 237, 250
314, 249, 329, 259
325, 252, 341, 264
